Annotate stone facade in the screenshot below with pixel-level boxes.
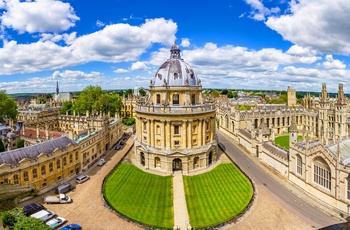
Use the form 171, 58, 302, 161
218, 83, 350, 214
134, 43, 218, 174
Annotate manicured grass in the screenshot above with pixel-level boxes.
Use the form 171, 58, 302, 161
103, 163, 173, 229
274, 135, 302, 150
183, 163, 253, 228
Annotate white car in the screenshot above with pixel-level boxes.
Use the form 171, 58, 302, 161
97, 158, 105, 166
46, 216, 67, 228
76, 174, 90, 184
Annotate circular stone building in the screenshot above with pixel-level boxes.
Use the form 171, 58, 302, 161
134, 43, 218, 174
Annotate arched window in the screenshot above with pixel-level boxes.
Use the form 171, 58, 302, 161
193, 157, 199, 169
155, 157, 160, 168
313, 157, 331, 190
296, 154, 302, 175
140, 152, 145, 166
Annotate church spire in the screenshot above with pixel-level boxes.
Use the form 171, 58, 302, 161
56, 81, 59, 95
170, 41, 181, 59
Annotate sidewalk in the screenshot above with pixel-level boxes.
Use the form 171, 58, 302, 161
173, 171, 190, 230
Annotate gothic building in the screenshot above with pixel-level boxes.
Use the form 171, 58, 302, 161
134, 43, 218, 174
218, 83, 350, 214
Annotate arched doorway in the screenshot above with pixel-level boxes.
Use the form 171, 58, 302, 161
208, 151, 213, 165
140, 152, 145, 166
172, 158, 182, 171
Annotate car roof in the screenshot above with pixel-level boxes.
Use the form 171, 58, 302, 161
77, 174, 87, 179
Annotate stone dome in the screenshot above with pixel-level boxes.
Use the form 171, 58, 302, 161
151, 43, 199, 87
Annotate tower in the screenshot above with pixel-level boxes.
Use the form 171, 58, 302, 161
335, 83, 347, 140
56, 81, 59, 95
134, 43, 218, 174
287, 86, 296, 107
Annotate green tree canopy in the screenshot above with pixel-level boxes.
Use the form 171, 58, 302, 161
0, 91, 18, 123
0, 139, 5, 152
60, 100, 74, 115
16, 139, 25, 148
14, 216, 52, 230
139, 88, 146, 97
72, 86, 122, 116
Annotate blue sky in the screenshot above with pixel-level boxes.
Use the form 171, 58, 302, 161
0, 0, 350, 94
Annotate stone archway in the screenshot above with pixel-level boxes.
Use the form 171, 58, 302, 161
140, 152, 145, 166
172, 158, 182, 171
208, 151, 213, 166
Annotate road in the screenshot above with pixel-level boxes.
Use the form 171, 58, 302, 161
217, 131, 341, 228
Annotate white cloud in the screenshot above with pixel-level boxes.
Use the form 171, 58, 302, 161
96, 20, 105, 27
181, 38, 190, 47
1, 0, 79, 34
0, 18, 177, 75
265, 0, 350, 54
130, 61, 148, 71
244, 0, 280, 21
323, 55, 346, 69
114, 68, 129, 73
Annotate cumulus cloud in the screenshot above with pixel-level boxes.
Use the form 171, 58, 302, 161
114, 68, 129, 73
244, 0, 280, 21
0, 18, 177, 75
265, 0, 350, 54
181, 38, 190, 47
130, 61, 148, 71
1, 0, 79, 34
323, 55, 346, 69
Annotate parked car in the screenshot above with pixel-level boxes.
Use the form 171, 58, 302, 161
55, 183, 75, 194
23, 203, 45, 216
115, 145, 121, 150
97, 158, 105, 166
30, 209, 55, 222
60, 223, 82, 230
76, 174, 90, 184
46, 217, 67, 228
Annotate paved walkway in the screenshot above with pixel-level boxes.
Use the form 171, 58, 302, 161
173, 171, 190, 230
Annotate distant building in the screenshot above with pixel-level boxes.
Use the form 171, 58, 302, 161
50, 81, 73, 107
287, 86, 296, 107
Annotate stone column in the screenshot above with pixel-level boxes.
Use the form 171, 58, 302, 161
188, 120, 192, 149
162, 120, 166, 148
166, 120, 171, 149
150, 119, 155, 146
148, 119, 151, 146
198, 119, 203, 146
182, 121, 187, 149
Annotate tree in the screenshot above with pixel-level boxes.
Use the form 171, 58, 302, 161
125, 89, 133, 97
60, 101, 73, 115
1, 208, 23, 228
72, 85, 103, 115
139, 88, 146, 97
211, 90, 220, 98
14, 216, 52, 230
0, 91, 18, 123
0, 139, 5, 152
16, 139, 25, 148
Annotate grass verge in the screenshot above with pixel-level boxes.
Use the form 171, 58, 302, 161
184, 163, 253, 228
103, 163, 173, 229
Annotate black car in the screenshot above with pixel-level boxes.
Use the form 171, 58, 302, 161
23, 203, 45, 216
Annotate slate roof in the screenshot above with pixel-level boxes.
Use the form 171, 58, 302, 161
0, 136, 76, 166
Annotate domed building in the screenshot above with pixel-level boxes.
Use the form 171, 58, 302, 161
134, 43, 218, 174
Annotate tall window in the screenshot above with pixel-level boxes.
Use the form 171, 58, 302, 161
56, 160, 61, 169
156, 94, 161, 104
41, 165, 46, 176
63, 157, 67, 166
296, 155, 302, 175
173, 94, 179, 105
32, 168, 37, 179
143, 122, 147, 132
23, 171, 29, 182
69, 154, 73, 163
49, 162, 53, 173
191, 94, 195, 104
13, 174, 19, 185
314, 158, 331, 190
174, 125, 179, 135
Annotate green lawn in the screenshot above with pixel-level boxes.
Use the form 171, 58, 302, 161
274, 135, 302, 150
103, 163, 173, 229
183, 163, 253, 228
